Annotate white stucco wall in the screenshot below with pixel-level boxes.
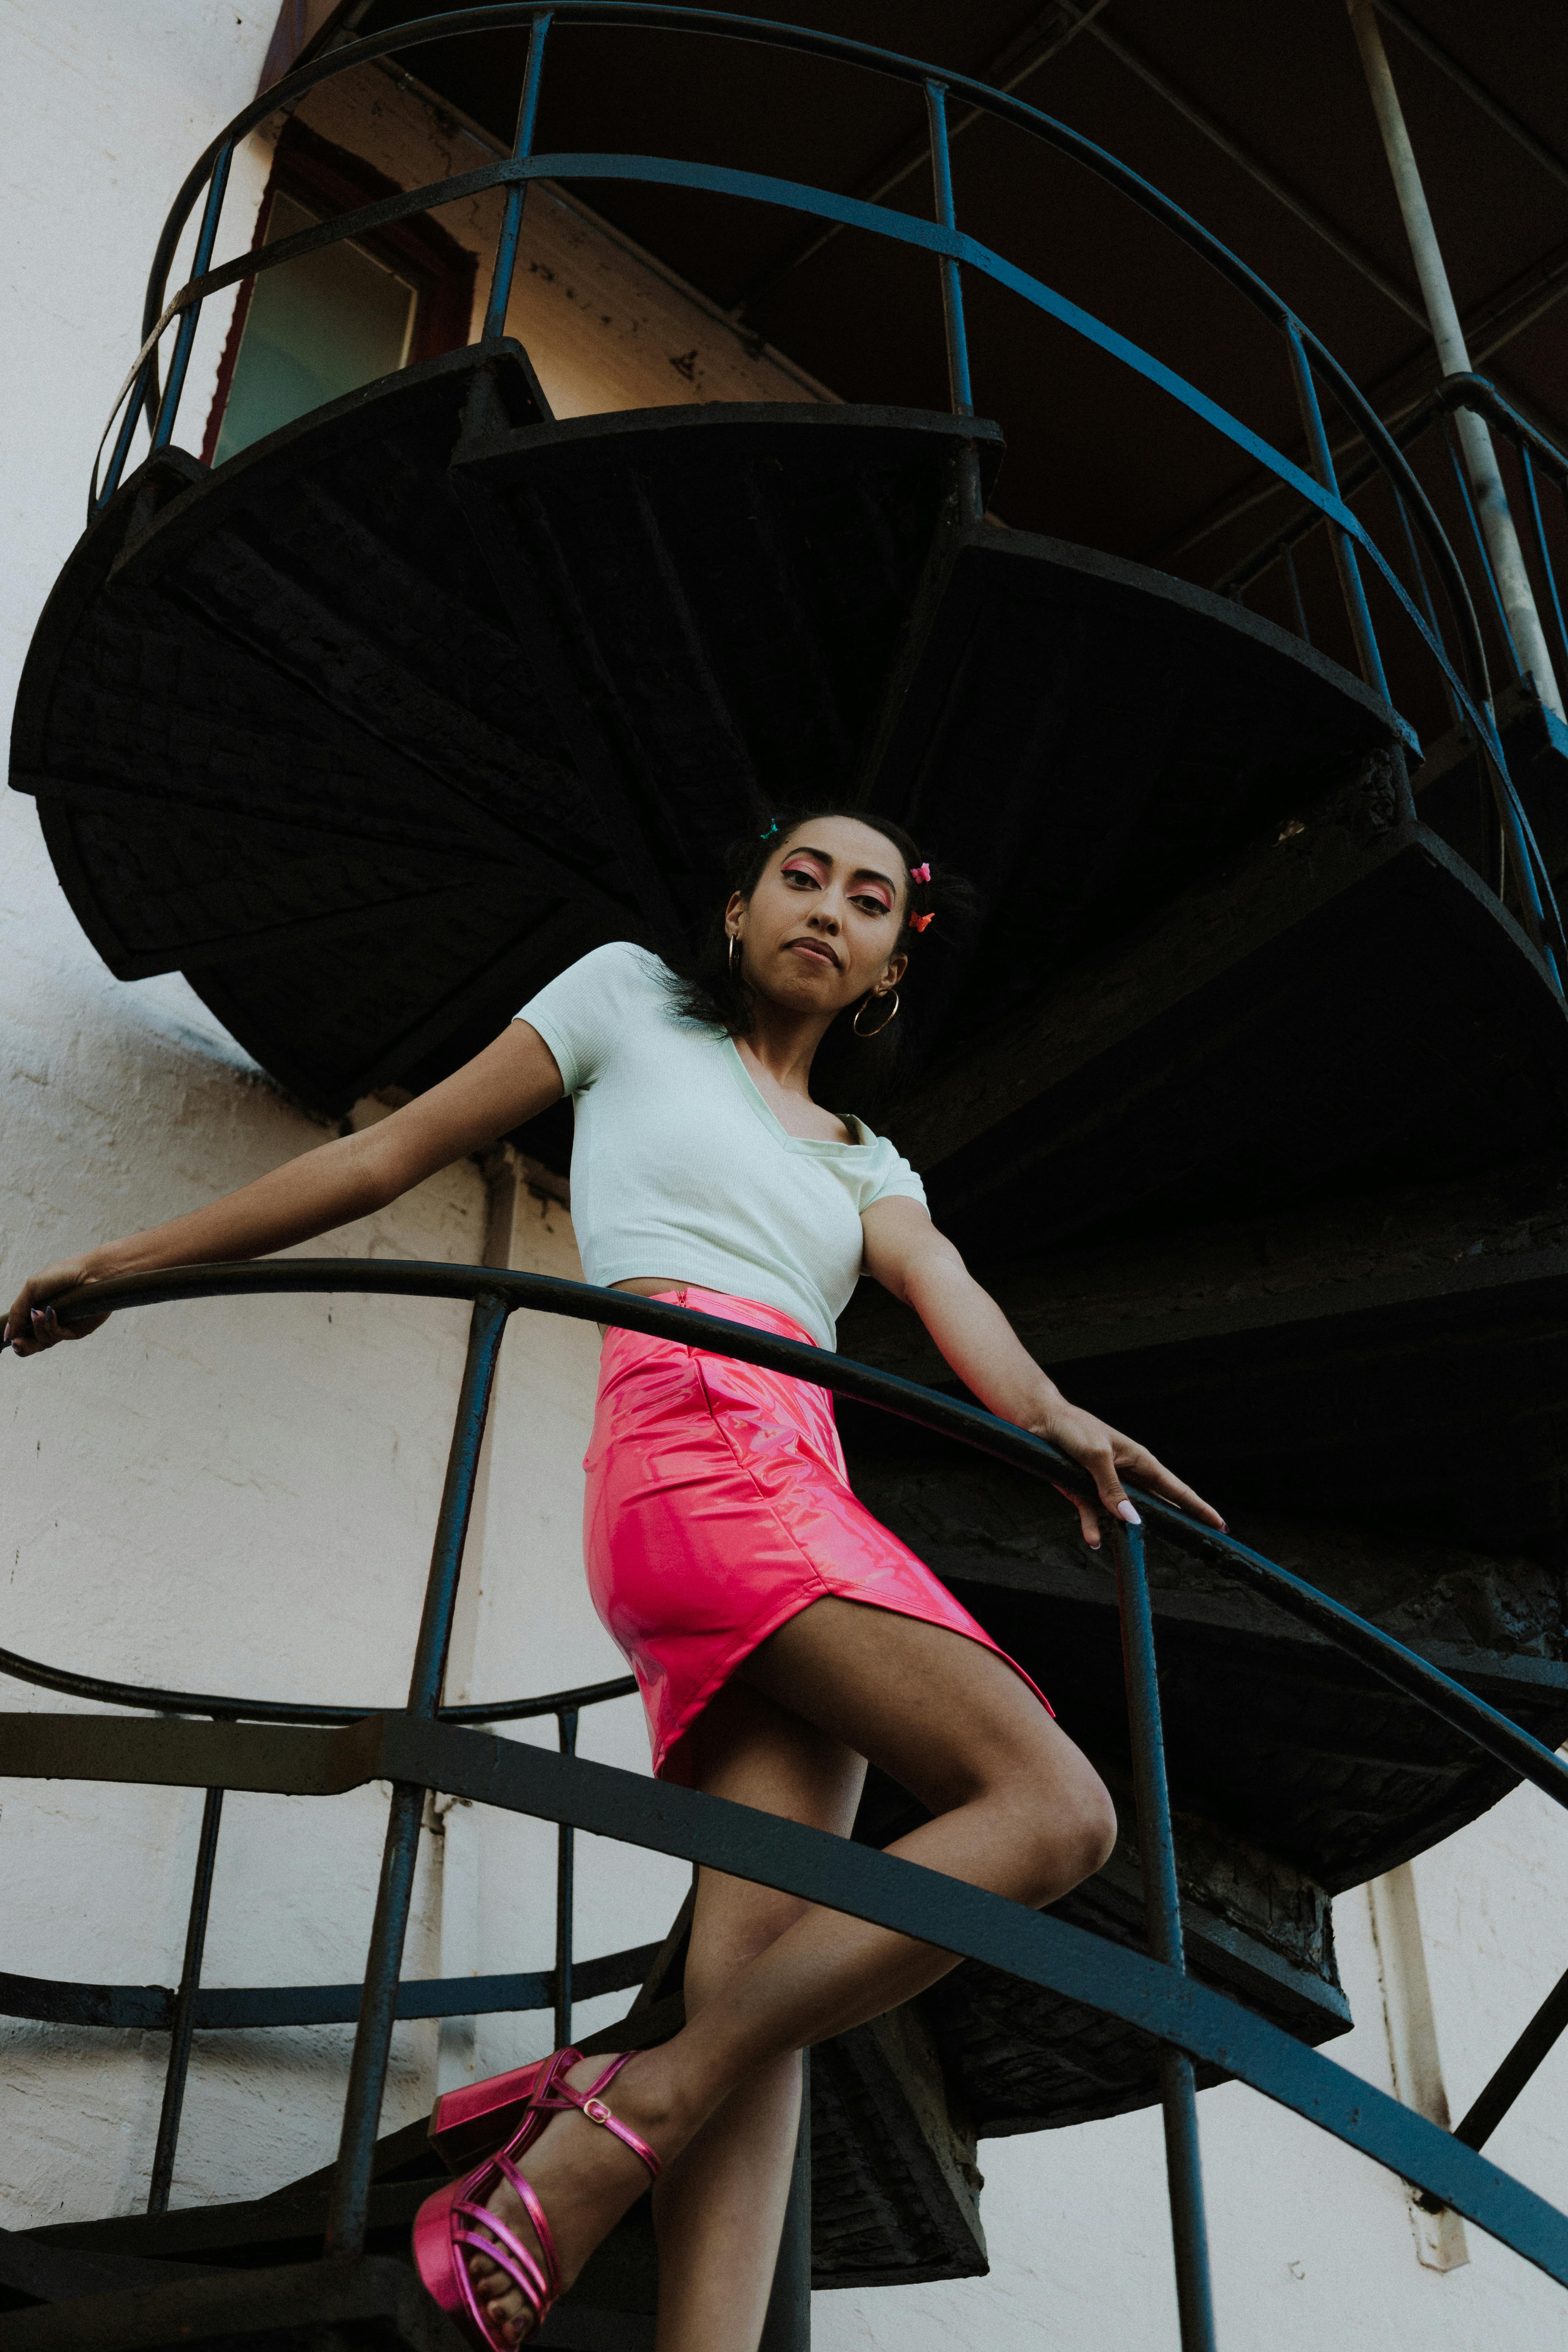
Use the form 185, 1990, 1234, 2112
3, 7, 1567, 2348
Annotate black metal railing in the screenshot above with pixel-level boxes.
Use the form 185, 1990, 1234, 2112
1222, 371, 1568, 749
89, 2, 1564, 987
6, 1259, 1568, 2347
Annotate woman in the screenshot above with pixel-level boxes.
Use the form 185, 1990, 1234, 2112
6, 808, 1221, 2351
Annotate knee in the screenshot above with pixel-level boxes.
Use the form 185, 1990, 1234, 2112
1017, 1763, 1118, 1905
1064, 1770, 1119, 1884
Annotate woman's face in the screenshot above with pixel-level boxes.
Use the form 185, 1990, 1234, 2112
727, 816, 909, 1017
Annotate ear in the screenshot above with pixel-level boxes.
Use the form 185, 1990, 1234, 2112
723, 890, 747, 936
882, 952, 908, 989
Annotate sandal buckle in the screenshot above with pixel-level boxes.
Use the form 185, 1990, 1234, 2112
582, 2096, 611, 2124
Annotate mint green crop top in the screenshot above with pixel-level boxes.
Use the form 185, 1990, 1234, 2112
515, 943, 927, 1349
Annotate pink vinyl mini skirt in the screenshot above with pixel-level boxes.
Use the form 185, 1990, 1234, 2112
582, 1286, 1053, 1784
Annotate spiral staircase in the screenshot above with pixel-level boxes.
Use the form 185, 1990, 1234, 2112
7, 7, 1568, 2347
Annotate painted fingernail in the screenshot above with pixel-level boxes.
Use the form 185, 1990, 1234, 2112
1116, 1501, 1142, 1525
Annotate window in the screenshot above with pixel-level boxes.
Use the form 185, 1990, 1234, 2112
204, 122, 477, 467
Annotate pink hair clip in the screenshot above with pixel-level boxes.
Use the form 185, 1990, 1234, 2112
909, 910, 935, 932
910, 862, 931, 883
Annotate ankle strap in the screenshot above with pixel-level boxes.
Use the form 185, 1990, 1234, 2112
570, 2053, 662, 2180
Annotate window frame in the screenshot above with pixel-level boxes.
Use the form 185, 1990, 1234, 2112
202, 118, 478, 466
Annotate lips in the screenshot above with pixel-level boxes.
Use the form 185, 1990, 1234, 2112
787, 937, 840, 969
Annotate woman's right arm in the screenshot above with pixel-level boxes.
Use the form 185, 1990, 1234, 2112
4, 1021, 564, 1355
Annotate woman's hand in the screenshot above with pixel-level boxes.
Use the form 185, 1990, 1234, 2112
4, 1255, 112, 1356
1025, 1392, 1224, 1551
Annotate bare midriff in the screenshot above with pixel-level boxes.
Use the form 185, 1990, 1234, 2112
609, 1276, 686, 1298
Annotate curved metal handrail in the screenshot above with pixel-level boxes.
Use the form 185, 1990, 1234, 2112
86, 2, 1564, 976
8, 1256, 1568, 2317
16, 1254, 1568, 1806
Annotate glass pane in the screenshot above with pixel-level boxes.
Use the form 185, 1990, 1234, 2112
214, 191, 416, 464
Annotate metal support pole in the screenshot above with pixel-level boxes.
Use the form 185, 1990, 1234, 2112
1284, 323, 1391, 704
150, 143, 233, 454
146, 1784, 224, 2215
483, 10, 553, 342
758, 2051, 812, 2351
1346, 0, 1565, 718
1112, 1520, 1218, 2352
325, 1291, 510, 2255
924, 80, 983, 531
553, 1707, 578, 2051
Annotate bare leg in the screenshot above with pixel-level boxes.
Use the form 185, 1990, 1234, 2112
652, 1681, 865, 2352
467, 1602, 1115, 2344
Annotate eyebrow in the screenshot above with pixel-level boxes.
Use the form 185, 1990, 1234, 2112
785, 844, 900, 895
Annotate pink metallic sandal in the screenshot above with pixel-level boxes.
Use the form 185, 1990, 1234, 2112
413, 2048, 661, 2348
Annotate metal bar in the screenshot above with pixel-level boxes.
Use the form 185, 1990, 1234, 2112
38, 1698, 1568, 2284
758, 2050, 812, 2351
1520, 440, 1568, 699
27, 1255, 1568, 1815
553, 1708, 579, 2050
1111, 1519, 1217, 2352
482, 8, 552, 341
149, 142, 233, 453
322, 1779, 425, 2255
97, 355, 156, 511
1282, 540, 1312, 643
406, 1292, 511, 1719
1443, 420, 1521, 672
1372, 1, 1568, 200
1286, 323, 1392, 703
1392, 483, 1461, 722
146, 1785, 224, 2215
923, 82, 973, 418
324, 1290, 510, 2255
1346, 0, 1566, 719
1454, 1958, 1568, 2153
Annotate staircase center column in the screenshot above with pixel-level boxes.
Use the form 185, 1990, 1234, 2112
1346, 0, 1566, 721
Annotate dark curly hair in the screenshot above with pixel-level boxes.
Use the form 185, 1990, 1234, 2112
661, 805, 977, 1122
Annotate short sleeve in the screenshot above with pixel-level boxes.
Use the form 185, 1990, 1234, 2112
515, 941, 649, 1097
859, 1131, 927, 1214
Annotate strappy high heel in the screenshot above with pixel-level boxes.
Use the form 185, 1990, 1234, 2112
413, 2047, 662, 2348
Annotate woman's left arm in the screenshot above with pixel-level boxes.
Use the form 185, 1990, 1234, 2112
860, 1195, 1223, 1548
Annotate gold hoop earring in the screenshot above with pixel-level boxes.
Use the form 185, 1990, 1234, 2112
853, 988, 899, 1038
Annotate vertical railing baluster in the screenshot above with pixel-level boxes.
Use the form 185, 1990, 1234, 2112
146, 1782, 224, 2214
149, 142, 234, 454
758, 2052, 812, 2351
553, 1707, 578, 2051
324, 1289, 511, 2257
483, 10, 553, 343
1391, 484, 1460, 723
924, 79, 982, 531
1519, 439, 1568, 706
1111, 1518, 1218, 2352
1282, 539, 1312, 645
923, 80, 973, 418
98, 353, 158, 511
1285, 322, 1391, 705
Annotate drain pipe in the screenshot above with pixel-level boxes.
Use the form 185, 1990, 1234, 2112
1346, 0, 1565, 720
